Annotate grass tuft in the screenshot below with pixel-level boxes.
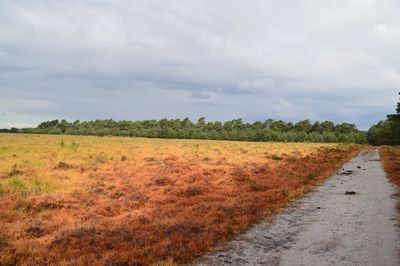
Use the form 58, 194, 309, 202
8, 177, 27, 192
14, 199, 33, 212
6, 177, 54, 194
70, 140, 80, 151
59, 140, 65, 147
31, 178, 53, 193
0, 183, 6, 196
151, 257, 176, 266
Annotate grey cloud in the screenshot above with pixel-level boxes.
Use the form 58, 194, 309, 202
0, 0, 400, 130
189, 91, 212, 100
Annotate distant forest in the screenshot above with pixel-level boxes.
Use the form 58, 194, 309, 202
4, 92, 395, 145
4, 91, 399, 145
1, 118, 367, 143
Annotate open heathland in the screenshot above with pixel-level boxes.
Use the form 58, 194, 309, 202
0, 134, 364, 265
380, 146, 400, 188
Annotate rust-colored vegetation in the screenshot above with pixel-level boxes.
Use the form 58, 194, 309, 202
381, 146, 400, 187
0, 134, 364, 265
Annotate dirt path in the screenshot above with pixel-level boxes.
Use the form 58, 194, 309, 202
197, 150, 400, 265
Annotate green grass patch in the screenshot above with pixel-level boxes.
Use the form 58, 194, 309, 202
70, 140, 80, 151
31, 178, 53, 193
59, 140, 65, 147
8, 177, 27, 192
6, 177, 54, 194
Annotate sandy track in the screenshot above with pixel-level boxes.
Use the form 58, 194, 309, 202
197, 150, 400, 265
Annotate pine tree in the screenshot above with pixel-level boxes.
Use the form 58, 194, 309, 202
388, 92, 400, 122
396, 92, 400, 114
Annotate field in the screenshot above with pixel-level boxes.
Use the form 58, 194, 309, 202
380, 146, 400, 195
0, 134, 364, 265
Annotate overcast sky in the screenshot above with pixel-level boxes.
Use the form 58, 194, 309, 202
1, 0, 400, 130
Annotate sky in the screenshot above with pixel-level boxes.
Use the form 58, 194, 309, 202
1, 0, 400, 130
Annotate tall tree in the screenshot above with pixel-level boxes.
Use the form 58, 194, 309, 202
387, 92, 400, 122
368, 91, 400, 145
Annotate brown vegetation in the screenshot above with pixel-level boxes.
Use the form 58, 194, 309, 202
380, 146, 400, 187
0, 134, 364, 265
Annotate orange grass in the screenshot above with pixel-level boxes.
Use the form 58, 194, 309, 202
380, 146, 400, 188
0, 134, 365, 265
380, 146, 400, 220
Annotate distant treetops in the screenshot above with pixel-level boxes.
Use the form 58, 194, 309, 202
5, 92, 400, 145
1, 117, 367, 144
367, 92, 400, 145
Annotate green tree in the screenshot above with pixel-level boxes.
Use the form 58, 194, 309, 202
320, 121, 335, 132
367, 91, 400, 145
196, 117, 206, 128
294, 120, 312, 132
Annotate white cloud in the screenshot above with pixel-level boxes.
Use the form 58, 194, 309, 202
7, 122, 38, 128
381, 68, 400, 86
373, 24, 400, 43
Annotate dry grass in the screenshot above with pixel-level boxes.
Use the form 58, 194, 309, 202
380, 146, 400, 187
380, 146, 400, 221
0, 134, 364, 265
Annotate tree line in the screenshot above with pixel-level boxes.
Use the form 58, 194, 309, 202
0, 118, 367, 143
367, 92, 400, 145
4, 92, 400, 145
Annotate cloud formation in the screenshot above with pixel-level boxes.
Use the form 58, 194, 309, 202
1, 0, 400, 129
